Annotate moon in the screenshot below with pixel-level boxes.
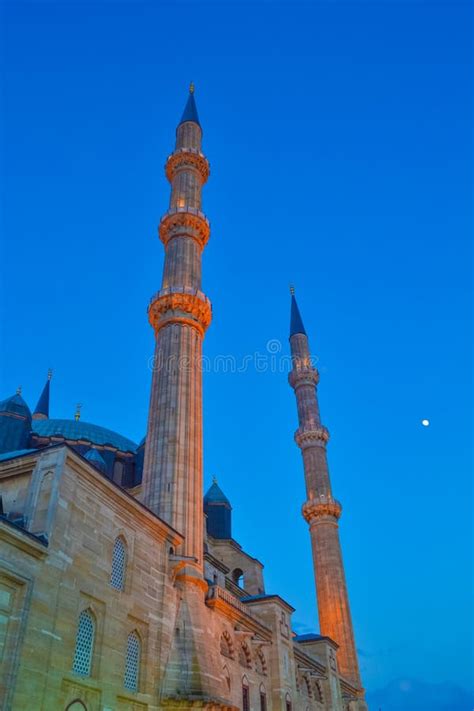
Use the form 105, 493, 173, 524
421, 419, 430, 427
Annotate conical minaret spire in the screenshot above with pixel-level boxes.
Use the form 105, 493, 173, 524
288, 290, 363, 691
142, 85, 211, 575
32, 369, 52, 420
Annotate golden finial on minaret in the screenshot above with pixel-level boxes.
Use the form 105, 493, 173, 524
16, 386, 22, 396
289, 284, 295, 295
74, 403, 82, 421
189, 81, 195, 94
48, 368, 53, 381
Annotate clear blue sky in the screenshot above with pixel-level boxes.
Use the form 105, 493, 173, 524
1, 1, 472, 709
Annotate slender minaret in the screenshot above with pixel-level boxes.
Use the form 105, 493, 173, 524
288, 288, 363, 690
142, 84, 211, 578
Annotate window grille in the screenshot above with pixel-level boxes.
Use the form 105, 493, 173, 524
110, 537, 126, 591
124, 631, 141, 692
72, 609, 95, 676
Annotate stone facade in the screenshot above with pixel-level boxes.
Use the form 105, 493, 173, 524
0, 88, 368, 711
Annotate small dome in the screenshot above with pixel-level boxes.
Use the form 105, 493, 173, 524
32, 419, 137, 453
84, 448, 107, 473
0, 394, 31, 419
204, 480, 231, 507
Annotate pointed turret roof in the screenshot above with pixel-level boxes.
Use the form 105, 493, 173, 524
290, 290, 307, 337
33, 371, 52, 420
179, 83, 200, 127
204, 479, 231, 508
0, 393, 31, 419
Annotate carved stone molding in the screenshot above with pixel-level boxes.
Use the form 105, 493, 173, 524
288, 367, 319, 389
294, 426, 330, 449
159, 208, 211, 250
148, 290, 212, 337
302, 496, 342, 524
166, 149, 210, 184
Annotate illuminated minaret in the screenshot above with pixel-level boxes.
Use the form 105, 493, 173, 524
288, 288, 363, 690
142, 84, 211, 577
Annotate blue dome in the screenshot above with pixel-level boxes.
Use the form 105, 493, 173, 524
0, 394, 31, 419
32, 419, 137, 453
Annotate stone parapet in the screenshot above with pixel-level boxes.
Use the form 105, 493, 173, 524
159, 207, 211, 250
166, 148, 210, 184
288, 367, 319, 389
295, 426, 330, 449
148, 286, 212, 337
302, 495, 342, 524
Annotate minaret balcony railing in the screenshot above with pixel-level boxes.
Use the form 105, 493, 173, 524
294, 425, 330, 449
288, 367, 319, 389
166, 148, 210, 183
148, 286, 212, 337
302, 494, 342, 524
159, 207, 210, 250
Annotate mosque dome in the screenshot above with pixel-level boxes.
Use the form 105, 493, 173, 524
32, 419, 137, 454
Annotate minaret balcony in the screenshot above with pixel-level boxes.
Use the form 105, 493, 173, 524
159, 207, 210, 250
302, 494, 342, 524
294, 426, 330, 449
288, 367, 319, 389
166, 149, 210, 184
148, 286, 212, 337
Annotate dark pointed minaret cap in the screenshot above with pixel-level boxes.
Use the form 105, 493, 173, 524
32, 369, 52, 420
289, 286, 307, 337
178, 82, 201, 127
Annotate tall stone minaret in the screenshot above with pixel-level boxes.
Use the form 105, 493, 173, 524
142, 83, 211, 578
288, 289, 363, 691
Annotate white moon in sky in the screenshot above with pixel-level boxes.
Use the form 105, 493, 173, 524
421, 419, 430, 427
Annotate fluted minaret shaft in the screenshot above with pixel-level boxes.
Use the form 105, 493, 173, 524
142, 88, 211, 575
289, 295, 362, 689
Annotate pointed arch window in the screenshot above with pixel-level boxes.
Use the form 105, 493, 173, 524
124, 630, 141, 692
72, 609, 95, 676
259, 684, 267, 711
110, 536, 126, 591
242, 677, 250, 711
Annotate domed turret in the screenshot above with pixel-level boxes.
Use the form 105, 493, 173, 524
204, 478, 232, 539
0, 392, 32, 454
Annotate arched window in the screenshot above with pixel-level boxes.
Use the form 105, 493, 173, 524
242, 677, 250, 711
232, 568, 244, 587
65, 702, 87, 711
220, 631, 234, 659
72, 609, 95, 676
259, 683, 267, 711
124, 631, 141, 692
285, 693, 292, 711
110, 536, 126, 591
